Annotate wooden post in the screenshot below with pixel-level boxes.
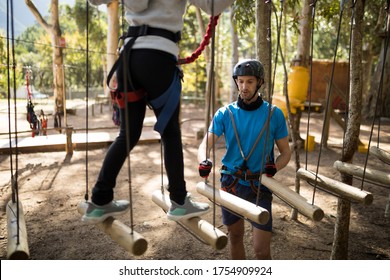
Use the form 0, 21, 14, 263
77, 202, 147, 256
151, 190, 227, 250
260, 175, 324, 221
6, 200, 30, 259
65, 126, 73, 155
296, 168, 373, 205
196, 182, 270, 225
334, 160, 390, 186
369, 146, 390, 165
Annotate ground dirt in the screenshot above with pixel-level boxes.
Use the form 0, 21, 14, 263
0, 100, 389, 260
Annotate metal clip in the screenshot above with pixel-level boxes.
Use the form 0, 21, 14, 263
116, 37, 124, 55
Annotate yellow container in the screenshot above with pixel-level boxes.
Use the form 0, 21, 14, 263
288, 66, 310, 103
272, 95, 288, 119
358, 144, 368, 153
304, 135, 315, 152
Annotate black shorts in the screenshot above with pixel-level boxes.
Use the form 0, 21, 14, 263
220, 174, 273, 232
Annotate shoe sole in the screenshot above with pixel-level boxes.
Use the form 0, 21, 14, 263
82, 208, 130, 225
167, 208, 210, 222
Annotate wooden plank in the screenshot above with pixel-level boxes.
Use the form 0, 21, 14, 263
260, 175, 324, 221
151, 190, 227, 250
0, 130, 160, 154
196, 182, 270, 225
334, 160, 390, 186
370, 146, 390, 165
6, 200, 30, 259
296, 168, 373, 205
77, 201, 148, 256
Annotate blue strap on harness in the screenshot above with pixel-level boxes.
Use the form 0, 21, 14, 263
149, 69, 181, 134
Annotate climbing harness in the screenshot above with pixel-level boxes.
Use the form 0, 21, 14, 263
220, 105, 276, 196
105, 24, 181, 130
107, 15, 219, 130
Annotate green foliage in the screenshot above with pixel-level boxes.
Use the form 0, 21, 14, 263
232, 0, 255, 35
0, 0, 387, 102
0, 1, 109, 96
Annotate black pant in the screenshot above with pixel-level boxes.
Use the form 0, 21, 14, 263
92, 49, 187, 205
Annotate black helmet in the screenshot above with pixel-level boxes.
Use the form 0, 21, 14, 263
233, 59, 264, 80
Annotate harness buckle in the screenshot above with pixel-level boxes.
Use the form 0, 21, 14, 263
138, 25, 149, 36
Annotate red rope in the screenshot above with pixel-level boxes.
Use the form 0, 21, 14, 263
177, 15, 220, 65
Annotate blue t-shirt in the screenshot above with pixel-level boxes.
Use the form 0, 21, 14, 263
209, 100, 288, 186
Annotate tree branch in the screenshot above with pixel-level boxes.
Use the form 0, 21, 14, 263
25, 0, 52, 33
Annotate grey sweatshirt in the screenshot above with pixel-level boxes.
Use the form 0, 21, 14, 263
89, 0, 234, 57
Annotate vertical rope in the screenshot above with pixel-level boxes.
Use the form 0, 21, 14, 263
7, 0, 20, 245
209, 0, 217, 229
311, 1, 346, 204
306, 0, 318, 206
119, 0, 135, 234
256, 0, 274, 207
305, 0, 318, 171
84, 0, 90, 201
6, 0, 14, 195
341, 0, 356, 159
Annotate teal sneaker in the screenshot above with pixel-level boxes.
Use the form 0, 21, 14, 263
82, 200, 130, 224
167, 193, 210, 221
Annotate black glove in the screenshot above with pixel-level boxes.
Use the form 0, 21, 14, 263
199, 159, 213, 178
265, 162, 277, 177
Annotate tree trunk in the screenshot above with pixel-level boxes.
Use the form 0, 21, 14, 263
230, 8, 239, 103
290, 0, 312, 145
25, 0, 65, 115
52, 1, 65, 116
256, 0, 271, 98
105, 0, 119, 96
294, 0, 312, 68
331, 0, 365, 260
365, 15, 390, 118
362, 44, 373, 109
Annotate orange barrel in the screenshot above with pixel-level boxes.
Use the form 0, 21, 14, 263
287, 66, 310, 103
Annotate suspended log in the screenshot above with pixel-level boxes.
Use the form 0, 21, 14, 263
196, 182, 270, 225
77, 201, 147, 256
369, 146, 390, 165
260, 175, 324, 221
334, 160, 390, 186
296, 168, 373, 205
6, 200, 30, 259
151, 190, 227, 250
